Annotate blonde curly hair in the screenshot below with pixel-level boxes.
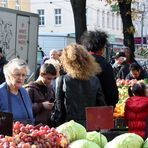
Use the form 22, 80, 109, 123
60, 43, 102, 80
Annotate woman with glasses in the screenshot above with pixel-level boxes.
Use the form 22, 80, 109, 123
0, 58, 34, 125
25, 63, 57, 126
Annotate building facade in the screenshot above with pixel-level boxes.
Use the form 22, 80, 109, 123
30, 0, 123, 42
0, 0, 30, 11
132, 0, 148, 49
132, 0, 148, 37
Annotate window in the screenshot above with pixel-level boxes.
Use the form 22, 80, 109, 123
117, 14, 120, 30
102, 11, 105, 27
112, 13, 115, 29
37, 9, 45, 26
54, 9, 61, 25
97, 10, 100, 27
107, 12, 111, 28
15, 0, 20, 10
2, 0, 7, 7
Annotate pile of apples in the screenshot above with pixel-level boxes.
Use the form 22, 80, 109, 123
0, 121, 68, 148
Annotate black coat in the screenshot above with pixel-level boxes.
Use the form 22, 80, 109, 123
93, 55, 119, 107
0, 57, 7, 84
126, 69, 148, 80
53, 74, 106, 127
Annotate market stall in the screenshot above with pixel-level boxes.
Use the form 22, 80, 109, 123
0, 79, 148, 147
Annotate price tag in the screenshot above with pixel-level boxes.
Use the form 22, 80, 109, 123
86, 106, 114, 131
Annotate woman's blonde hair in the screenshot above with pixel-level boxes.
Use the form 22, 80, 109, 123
60, 43, 101, 80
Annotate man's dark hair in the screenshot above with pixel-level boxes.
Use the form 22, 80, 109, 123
129, 63, 141, 71
80, 30, 108, 52
40, 63, 56, 76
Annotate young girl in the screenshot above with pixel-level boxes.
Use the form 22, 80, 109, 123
124, 82, 148, 138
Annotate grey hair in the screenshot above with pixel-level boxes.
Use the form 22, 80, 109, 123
3, 58, 30, 82
49, 49, 58, 57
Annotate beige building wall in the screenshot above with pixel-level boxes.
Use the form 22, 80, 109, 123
20, 0, 30, 11
0, 0, 30, 12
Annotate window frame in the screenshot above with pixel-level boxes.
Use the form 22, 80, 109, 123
37, 9, 45, 26
2, 0, 7, 7
54, 8, 62, 26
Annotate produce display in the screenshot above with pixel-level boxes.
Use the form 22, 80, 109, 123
57, 120, 108, 148
0, 121, 68, 148
113, 79, 138, 118
1, 120, 148, 147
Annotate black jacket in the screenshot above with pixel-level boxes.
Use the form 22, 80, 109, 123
114, 61, 130, 80
126, 69, 148, 80
0, 57, 7, 84
93, 55, 119, 107
53, 74, 106, 127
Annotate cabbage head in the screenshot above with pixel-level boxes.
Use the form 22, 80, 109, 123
56, 120, 87, 143
104, 133, 143, 148
68, 139, 100, 148
86, 131, 107, 147
143, 138, 148, 148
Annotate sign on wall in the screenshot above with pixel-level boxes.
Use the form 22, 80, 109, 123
16, 15, 29, 62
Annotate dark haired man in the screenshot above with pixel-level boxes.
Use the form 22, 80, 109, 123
80, 30, 119, 107
126, 62, 148, 80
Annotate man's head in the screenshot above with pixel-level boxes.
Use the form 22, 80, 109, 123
80, 30, 108, 54
129, 63, 141, 79
39, 63, 56, 85
114, 52, 126, 65
49, 49, 59, 60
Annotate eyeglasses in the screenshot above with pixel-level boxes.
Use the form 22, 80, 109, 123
12, 73, 27, 79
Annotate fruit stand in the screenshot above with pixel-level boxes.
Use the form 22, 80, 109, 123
114, 79, 148, 119
0, 119, 148, 147
0, 79, 148, 147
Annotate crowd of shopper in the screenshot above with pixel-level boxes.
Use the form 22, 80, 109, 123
0, 30, 148, 139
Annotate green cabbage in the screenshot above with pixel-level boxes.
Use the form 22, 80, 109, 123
104, 133, 144, 148
68, 139, 101, 148
56, 120, 87, 143
86, 131, 107, 147
143, 138, 148, 148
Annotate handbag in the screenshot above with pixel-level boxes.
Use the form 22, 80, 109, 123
50, 75, 66, 127
0, 112, 13, 136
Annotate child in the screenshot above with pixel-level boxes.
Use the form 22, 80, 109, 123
124, 82, 148, 138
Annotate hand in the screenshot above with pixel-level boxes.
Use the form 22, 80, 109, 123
42, 101, 54, 110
